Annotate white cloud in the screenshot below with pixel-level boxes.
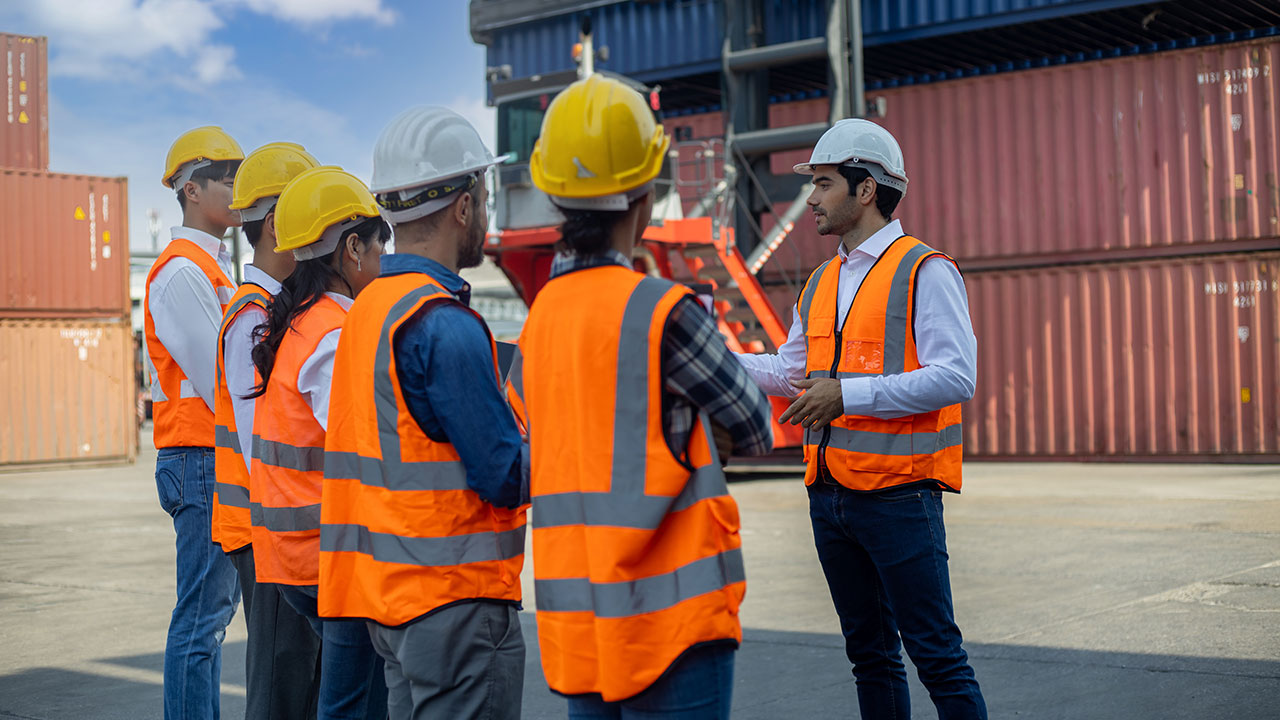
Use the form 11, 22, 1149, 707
228, 0, 394, 25
449, 94, 498, 151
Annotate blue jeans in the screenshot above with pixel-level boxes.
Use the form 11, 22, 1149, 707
565, 643, 735, 719
279, 585, 388, 720
808, 482, 987, 720
155, 446, 241, 720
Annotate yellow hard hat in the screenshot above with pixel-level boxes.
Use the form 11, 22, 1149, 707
162, 126, 244, 188
529, 74, 669, 209
230, 143, 320, 222
274, 166, 381, 258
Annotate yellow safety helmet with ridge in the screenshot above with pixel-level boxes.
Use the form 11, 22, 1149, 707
230, 142, 320, 222
529, 74, 669, 210
274, 166, 381, 260
162, 126, 245, 188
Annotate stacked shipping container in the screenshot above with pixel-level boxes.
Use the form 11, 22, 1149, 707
664, 37, 1280, 460
0, 32, 136, 467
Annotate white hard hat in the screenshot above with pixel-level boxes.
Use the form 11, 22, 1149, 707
793, 118, 908, 197
371, 105, 511, 223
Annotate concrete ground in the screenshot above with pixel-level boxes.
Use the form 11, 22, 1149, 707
2, 435, 1278, 719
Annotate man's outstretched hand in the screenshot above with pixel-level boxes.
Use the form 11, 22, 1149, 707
778, 378, 843, 429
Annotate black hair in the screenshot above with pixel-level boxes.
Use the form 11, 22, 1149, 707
175, 159, 241, 210
557, 207, 626, 256
240, 201, 273, 249
246, 216, 388, 398
838, 165, 902, 220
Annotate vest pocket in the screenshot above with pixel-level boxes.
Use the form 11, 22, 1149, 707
805, 314, 835, 370
835, 419, 914, 476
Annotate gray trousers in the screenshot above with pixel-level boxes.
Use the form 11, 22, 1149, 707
367, 601, 525, 720
227, 547, 322, 720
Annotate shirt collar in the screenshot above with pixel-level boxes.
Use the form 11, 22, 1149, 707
549, 248, 633, 279
837, 219, 905, 261
241, 264, 282, 295
379, 253, 471, 304
171, 226, 226, 262
324, 291, 355, 311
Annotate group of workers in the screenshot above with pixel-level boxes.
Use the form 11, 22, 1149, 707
144, 73, 987, 720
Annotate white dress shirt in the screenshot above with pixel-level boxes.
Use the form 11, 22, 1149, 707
295, 292, 353, 432
148, 227, 237, 412
736, 219, 978, 420
222, 265, 282, 471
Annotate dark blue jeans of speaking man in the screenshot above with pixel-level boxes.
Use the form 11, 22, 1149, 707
566, 643, 735, 720
155, 446, 241, 720
808, 482, 987, 720
278, 584, 388, 720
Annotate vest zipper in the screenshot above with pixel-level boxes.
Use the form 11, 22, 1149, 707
816, 325, 842, 481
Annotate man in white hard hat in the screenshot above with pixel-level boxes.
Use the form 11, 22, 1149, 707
735, 118, 987, 719
317, 106, 527, 720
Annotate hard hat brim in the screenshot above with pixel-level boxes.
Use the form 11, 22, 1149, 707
368, 154, 511, 195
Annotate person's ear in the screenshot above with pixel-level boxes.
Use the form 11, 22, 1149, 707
264, 211, 276, 242
456, 192, 472, 227
183, 180, 199, 206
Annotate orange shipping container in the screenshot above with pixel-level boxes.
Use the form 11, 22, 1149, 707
964, 252, 1280, 460
0, 318, 138, 466
0, 169, 129, 318
1, 33, 48, 170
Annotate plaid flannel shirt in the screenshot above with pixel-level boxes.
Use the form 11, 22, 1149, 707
548, 250, 774, 457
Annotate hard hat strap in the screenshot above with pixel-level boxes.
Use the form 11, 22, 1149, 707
376, 173, 479, 225
170, 158, 214, 190
549, 181, 654, 212
293, 215, 370, 261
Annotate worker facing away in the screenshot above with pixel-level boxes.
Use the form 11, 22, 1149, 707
735, 118, 987, 719
246, 166, 389, 720
318, 105, 528, 720
213, 142, 322, 720
146, 125, 245, 720
509, 74, 775, 719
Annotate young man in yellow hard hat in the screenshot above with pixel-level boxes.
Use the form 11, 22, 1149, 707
146, 126, 244, 720
213, 142, 322, 720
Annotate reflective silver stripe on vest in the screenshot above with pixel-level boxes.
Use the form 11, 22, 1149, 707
251, 503, 321, 532
883, 242, 937, 376
807, 370, 878, 380
321, 282, 478, 493
798, 258, 836, 341
506, 345, 524, 406
534, 547, 745, 617
320, 523, 526, 567
217, 290, 270, 387
323, 452, 470, 492
214, 425, 241, 452
178, 379, 201, 399
253, 435, 324, 473
531, 277, 731, 532
825, 423, 962, 456
214, 482, 250, 508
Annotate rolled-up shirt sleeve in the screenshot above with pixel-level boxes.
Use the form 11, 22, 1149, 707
840, 257, 977, 419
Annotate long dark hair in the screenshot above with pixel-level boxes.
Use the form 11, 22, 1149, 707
246, 216, 387, 398
557, 207, 627, 256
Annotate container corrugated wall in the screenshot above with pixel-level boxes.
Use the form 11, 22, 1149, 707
1, 33, 48, 171
0, 319, 138, 466
0, 170, 130, 318
964, 253, 1279, 459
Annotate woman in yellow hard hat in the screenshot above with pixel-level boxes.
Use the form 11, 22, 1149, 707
509, 74, 774, 719
245, 166, 389, 720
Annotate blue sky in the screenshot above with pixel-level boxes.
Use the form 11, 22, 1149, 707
0, 0, 495, 252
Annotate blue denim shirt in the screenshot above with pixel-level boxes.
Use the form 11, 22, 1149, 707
381, 253, 524, 509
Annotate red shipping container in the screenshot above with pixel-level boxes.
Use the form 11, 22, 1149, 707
963, 253, 1279, 460
1, 33, 48, 170
0, 169, 130, 318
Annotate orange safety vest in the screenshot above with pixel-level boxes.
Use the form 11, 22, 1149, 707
211, 283, 271, 552
144, 238, 236, 448
797, 235, 963, 492
249, 295, 349, 586
318, 271, 526, 624
513, 265, 745, 702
